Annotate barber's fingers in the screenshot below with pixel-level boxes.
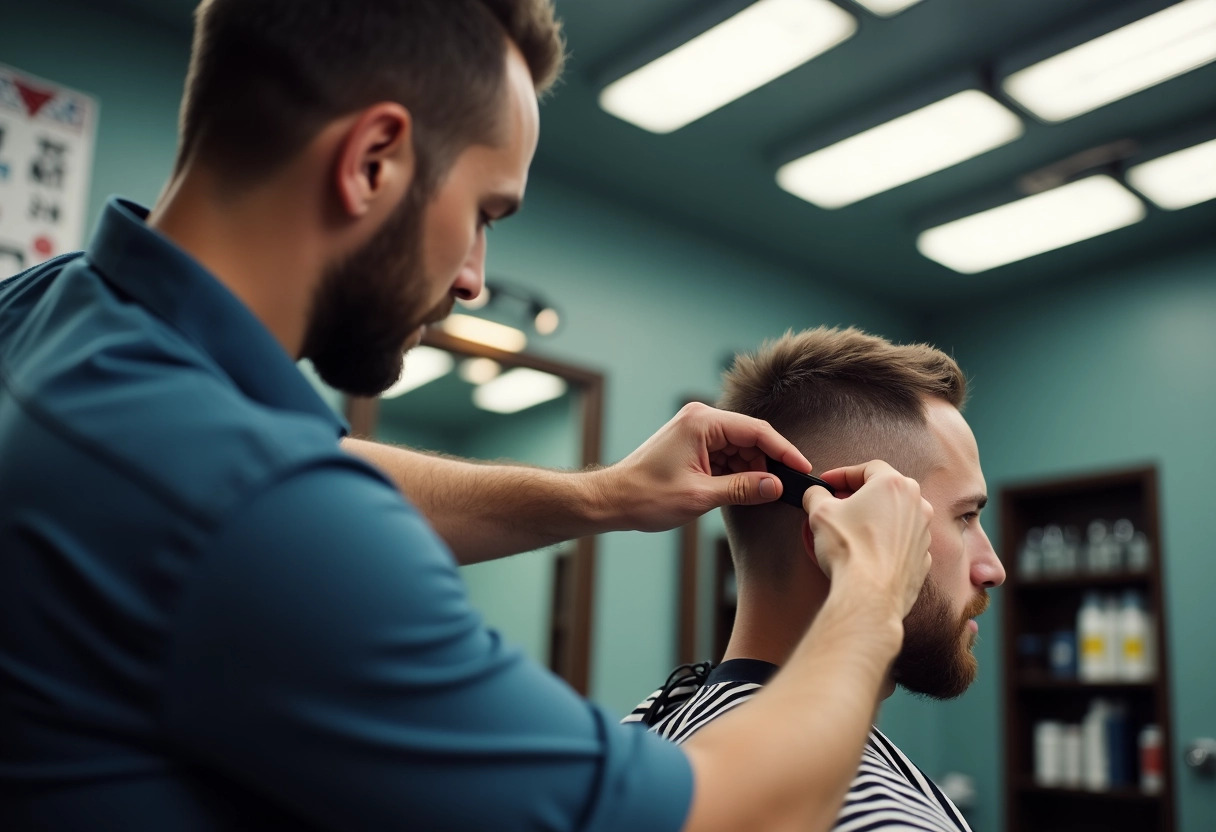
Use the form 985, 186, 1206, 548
693, 404, 811, 475
813, 459, 901, 495
711, 470, 789, 507
800, 460, 933, 612
801, 480, 839, 516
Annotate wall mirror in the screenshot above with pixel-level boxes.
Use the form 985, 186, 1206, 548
343, 328, 604, 695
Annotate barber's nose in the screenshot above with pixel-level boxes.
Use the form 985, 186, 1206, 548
453, 234, 486, 301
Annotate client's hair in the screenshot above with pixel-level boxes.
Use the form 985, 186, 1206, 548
719, 326, 966, 586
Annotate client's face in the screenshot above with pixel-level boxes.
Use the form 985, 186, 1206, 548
892, 399, 1005, 700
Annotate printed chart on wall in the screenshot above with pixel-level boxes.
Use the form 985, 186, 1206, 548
0, 63, 98, 280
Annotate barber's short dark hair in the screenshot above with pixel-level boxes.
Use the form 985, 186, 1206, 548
177, 0, 564, 191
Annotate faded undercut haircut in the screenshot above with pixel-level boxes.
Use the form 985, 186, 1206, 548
720, 327, 967, 587
177, 0, 565, 194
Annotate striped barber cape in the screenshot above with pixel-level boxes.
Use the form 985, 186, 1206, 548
623, 659, 972, 832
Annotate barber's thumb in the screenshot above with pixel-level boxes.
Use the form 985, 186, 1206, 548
720, 472, 782, 506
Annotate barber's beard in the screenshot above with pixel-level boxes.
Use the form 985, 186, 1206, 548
892, 582, 989, 700
302, 185, 452, 398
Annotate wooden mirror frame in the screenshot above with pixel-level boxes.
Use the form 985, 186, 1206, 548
342, 328, 604, 696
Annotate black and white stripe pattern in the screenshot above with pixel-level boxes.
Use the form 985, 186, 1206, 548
624, 663, 971, 832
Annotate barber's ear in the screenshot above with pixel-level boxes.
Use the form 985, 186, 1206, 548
801, 520, 823, 575
335, 102, 414, 218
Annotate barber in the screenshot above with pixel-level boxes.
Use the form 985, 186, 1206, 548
0, 1, 932, 830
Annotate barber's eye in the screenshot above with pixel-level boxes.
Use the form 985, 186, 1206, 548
961, 512, 979, 525
478, 211, 496, 231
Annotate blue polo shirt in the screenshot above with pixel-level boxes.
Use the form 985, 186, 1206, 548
0, 199, 692, 831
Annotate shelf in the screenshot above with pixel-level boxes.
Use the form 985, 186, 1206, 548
1000, 466, 1173, 832
1016, 674, 1155, 691
1013, 571, 1152, 589
1016, 781, 1162, 802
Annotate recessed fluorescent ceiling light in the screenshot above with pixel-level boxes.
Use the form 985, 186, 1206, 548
439, 314, 527, 353
777, 90, 1023, 209
1002, 0, 1216, 122
473, 368, 568, 414
599, 0, 857, 134
851, 0, 924, 17
1127, 138, 1216, 210
917, 175, 1146, 274
381, 346, 454, 399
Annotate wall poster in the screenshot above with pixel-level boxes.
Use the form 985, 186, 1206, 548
0, 63, 98, 280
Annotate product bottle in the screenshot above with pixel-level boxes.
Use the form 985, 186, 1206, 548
1043, 524, 1065, 575
1034, 721, 1064, 787
1118, 590, 1151, 681
1085, 521, 1109, 573
1019, 527, 1044, 579
1139, 724, 1164, 793
1106, 701, 1130, 789
1078, 592, 1112, 681
1127, 530, 1152, 572
1082, 699, 1111, 791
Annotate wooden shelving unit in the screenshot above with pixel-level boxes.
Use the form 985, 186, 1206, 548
1000, 466, 1174, 832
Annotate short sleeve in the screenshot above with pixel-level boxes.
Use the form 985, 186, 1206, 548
160, 462, 693, 832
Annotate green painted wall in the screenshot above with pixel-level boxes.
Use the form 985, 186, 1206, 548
927, 244, 1216, 832
0, 0, 186, 236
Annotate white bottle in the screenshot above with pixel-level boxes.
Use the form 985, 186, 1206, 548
1118, 590, 1152, 681
1082, 699, 1111, 791
1078, 592, 1113, 681
1035, 721, 1065, 787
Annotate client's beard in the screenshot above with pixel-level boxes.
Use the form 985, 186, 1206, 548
892, 581, 989, 700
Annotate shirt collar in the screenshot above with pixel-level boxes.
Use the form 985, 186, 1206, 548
705, 658, 779, 686
85, 198, 346, 435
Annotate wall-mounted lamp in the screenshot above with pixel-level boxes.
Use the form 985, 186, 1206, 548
451, 279, 562, 347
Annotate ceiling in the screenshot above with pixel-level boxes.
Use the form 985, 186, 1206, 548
108, 0, 1216, 311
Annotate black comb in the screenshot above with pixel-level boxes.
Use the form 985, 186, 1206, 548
765, 456, 836, 506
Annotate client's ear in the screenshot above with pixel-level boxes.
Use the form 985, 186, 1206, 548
800, 520, 823, 575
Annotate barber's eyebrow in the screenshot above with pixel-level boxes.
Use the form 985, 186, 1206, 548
952, 494, 988, 513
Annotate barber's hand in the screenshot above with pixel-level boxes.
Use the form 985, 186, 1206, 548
599, 402, 811, 533
802, 460, 932, 619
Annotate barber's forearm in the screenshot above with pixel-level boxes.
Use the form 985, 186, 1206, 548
680, 579, 901, 832
342, 438, 617, 564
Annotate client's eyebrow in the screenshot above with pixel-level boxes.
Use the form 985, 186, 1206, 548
485, 194, 522, 221
952, 494, 988, 513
